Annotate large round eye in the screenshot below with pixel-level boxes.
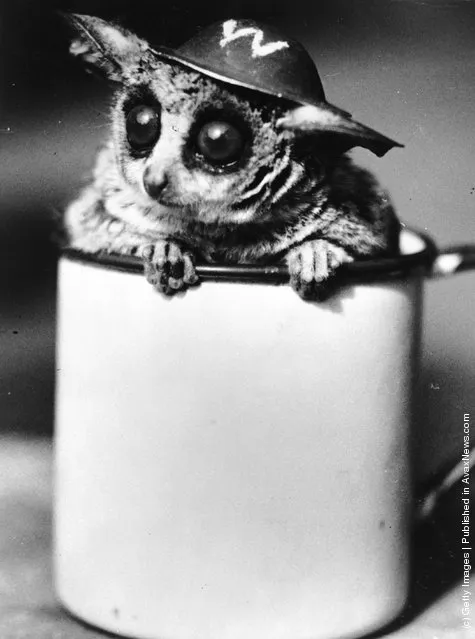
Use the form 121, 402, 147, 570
126, 105, 160, 151
196, 121, 244, 165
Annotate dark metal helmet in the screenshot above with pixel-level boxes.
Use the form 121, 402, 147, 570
150, 19, 402, 157
152, 18, 327, 107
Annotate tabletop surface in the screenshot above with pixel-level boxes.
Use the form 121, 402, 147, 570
0, 436, 471, 638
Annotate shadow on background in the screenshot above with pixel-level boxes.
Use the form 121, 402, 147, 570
1, 1, 474, 479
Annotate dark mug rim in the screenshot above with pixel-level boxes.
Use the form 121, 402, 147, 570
62, 227, 437, 285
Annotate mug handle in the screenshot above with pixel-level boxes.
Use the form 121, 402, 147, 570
416, 449, 475, 522
416, 242, 475, 521
416, 240, 475, 520
429, 243, 475, 278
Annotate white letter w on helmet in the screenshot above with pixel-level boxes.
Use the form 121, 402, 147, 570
220, 20, 289, 58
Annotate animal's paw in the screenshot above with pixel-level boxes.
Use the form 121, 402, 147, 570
286, 240, 353, 301
141, 240, 199, 296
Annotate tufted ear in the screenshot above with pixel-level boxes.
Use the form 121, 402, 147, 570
277, 104, 403, 158
65, 13, 150, 82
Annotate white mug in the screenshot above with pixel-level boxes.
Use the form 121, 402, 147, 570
54, 229, 474, 639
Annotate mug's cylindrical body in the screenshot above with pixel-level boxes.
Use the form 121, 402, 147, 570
54, 251, 422, 639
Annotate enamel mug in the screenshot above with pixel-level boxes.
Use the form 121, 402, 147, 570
54, 229, 475, 639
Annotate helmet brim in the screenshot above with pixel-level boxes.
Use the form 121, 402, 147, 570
149, 45, 351, 114
148, 46, 402, 157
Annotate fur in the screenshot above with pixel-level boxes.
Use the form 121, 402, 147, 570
64, 14, 401, 300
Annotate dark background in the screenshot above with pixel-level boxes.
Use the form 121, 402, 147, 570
1, 0, 474, 482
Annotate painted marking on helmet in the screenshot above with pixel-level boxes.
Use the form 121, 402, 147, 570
220, 20, 289, 58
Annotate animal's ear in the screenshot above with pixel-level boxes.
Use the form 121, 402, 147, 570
277, 104, 403, 158
64, 13, 150, 81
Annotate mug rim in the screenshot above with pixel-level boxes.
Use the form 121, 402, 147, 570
61, 227, 437, 285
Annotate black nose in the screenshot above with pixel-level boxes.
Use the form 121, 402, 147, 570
143, 167, 168, 199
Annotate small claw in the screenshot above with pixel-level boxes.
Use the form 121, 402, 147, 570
327, 245, 353, 271
183, 253, 199, 286
144, 265, 158, 286
141, 244, 155, 261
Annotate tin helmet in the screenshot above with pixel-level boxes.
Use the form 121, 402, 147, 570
150, 18, 402, 157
